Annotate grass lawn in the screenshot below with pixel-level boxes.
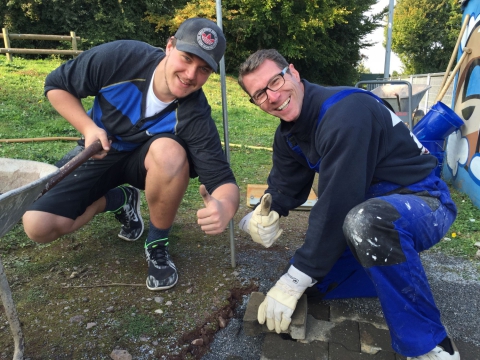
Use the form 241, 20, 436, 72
0, 57, 479, 359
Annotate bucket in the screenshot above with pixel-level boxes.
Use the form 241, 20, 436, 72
430, 151, 444, 177
421, 139, 444, 153
413, 101, 464, 140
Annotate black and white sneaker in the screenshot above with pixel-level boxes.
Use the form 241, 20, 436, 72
114, 186, 144, 241
145, 242, 178, 291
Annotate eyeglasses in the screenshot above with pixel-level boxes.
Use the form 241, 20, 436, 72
249, 66, 288, 105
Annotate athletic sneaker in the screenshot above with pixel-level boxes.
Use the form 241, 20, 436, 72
145, 242, 178, 290
115, 186, 144, 241
407, 341, 460, 360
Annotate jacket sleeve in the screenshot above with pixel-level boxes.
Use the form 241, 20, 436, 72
177, 90, 237, 194
266, 127, 316, 217
292, 96, 385, 280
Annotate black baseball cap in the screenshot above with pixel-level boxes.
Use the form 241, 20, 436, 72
174, 18, 226, 72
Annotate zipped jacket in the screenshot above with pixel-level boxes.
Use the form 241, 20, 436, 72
44, 40, 236, 193
265, 80, 437, 279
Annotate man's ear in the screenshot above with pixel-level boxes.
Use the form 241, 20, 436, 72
289, 64, 301, 81
165, 37, 175, 54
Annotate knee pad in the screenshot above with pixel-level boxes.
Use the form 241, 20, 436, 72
343, 198, 406, 268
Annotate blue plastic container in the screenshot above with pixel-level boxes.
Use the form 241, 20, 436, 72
430, 151, 444, 177
421, 139, 444, 153
413, 101, 464, 140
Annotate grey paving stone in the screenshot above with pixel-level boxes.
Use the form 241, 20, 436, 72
243, 292, 308, 339
330, 303, 388, 330
307, 300, 330, 321
454, 338, 480, 360
329, 343, 397, 359
261, 333, 328, 360
359, 322, 395, 354
300, 316, 360, 352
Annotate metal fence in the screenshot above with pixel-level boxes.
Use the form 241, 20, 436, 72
390, 72, 455, 112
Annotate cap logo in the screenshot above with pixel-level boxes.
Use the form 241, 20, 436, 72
197, 27, 218, 51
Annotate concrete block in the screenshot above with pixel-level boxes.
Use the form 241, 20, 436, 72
300, 316, 360, 352
243, 292, 307, 340
330, 303, 388, 330
306, 300, 330, 320
261, 333, 328, 360
360, 322, 395, 354
329, 343, 397, 359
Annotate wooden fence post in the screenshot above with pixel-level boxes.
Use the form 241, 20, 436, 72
70, 31, 78, 58
2, 27, 13, 62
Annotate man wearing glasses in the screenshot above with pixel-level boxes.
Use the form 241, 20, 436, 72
237, 49, 459, 360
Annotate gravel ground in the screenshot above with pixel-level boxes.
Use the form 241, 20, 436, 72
201, 248, 480, 359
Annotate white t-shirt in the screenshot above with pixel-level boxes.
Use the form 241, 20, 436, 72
145, 70, 174, 117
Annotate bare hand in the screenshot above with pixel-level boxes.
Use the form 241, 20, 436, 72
84, 128, 111, 159
197, 184, 230, 235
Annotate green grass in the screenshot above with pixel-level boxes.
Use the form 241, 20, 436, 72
0, 57, 479, 359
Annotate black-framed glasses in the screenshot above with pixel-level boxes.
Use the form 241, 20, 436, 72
249, 66, 288, 105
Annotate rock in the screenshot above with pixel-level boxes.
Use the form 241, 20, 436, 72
186, 288, 193, 294
218, 316, 227, 328
191, 338, 203, 346
86, 322, 97, 329
474, 242, 480, 248
69, 315, 85, 323
154, 309, 163, 314
166, 301, 172, 306
110, 349, 132, 360
154, 297, 164, 303
106, 306, 114, 313
476, 249, 480, 259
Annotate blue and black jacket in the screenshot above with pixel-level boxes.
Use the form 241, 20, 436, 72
265, 80, 438, 279
44, 40, 236, 194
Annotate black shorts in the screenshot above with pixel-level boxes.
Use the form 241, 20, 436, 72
28, 134, 195, 220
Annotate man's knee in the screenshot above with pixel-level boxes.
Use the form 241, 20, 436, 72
342, 199, 406, 267
22, 211, 65, 243
145, 138, 189, 178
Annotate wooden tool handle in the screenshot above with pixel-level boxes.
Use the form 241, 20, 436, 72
259, 193, 272, 216
41, 140, 104, 196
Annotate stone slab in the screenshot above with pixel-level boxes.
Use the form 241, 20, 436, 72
243, 291, 308, 339
261, 333, 328, 360
330, 303, 388, 330
454, 338, 480, 360
306, 300, 330, 321
330, 343, 397, 359
299, 316, 360, 352
359, 322, 395, 354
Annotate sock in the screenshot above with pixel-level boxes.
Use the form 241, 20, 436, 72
145, 220, 171, 249
438, 336, 454, 355
104, 186, 127, 213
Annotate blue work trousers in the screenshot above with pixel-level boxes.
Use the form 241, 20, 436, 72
314, 172, 457, 357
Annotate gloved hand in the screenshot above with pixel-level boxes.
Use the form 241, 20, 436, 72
258, 265, 316, 333
238, 193, 283, 248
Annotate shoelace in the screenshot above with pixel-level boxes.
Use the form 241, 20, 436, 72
149, 244, 169, 266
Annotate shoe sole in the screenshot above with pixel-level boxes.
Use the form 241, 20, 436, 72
145, 277, 178, 291
118, 187, 144, 241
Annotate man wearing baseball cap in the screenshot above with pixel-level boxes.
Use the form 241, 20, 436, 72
23, 18, 239, 291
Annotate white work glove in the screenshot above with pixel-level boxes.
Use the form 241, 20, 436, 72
258, 265, 316, 333
238, 193, 283, 248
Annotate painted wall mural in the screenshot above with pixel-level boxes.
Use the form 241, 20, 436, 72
443, 0, 480, 208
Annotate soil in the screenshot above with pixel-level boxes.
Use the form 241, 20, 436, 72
0, 195, 309, 360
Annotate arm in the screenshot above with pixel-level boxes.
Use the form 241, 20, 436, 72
46, 89, 110, 158
197, 183, 240, 234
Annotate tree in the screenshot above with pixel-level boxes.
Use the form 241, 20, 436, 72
390, 0, 462, 74
146, 0, 383, 85
0, 0, 179, 51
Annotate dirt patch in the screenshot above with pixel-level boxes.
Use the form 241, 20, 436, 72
0, 198, 308, 360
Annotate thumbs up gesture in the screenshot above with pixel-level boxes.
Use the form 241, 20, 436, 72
239, 193, 283, 248
197, 184, 229, 235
